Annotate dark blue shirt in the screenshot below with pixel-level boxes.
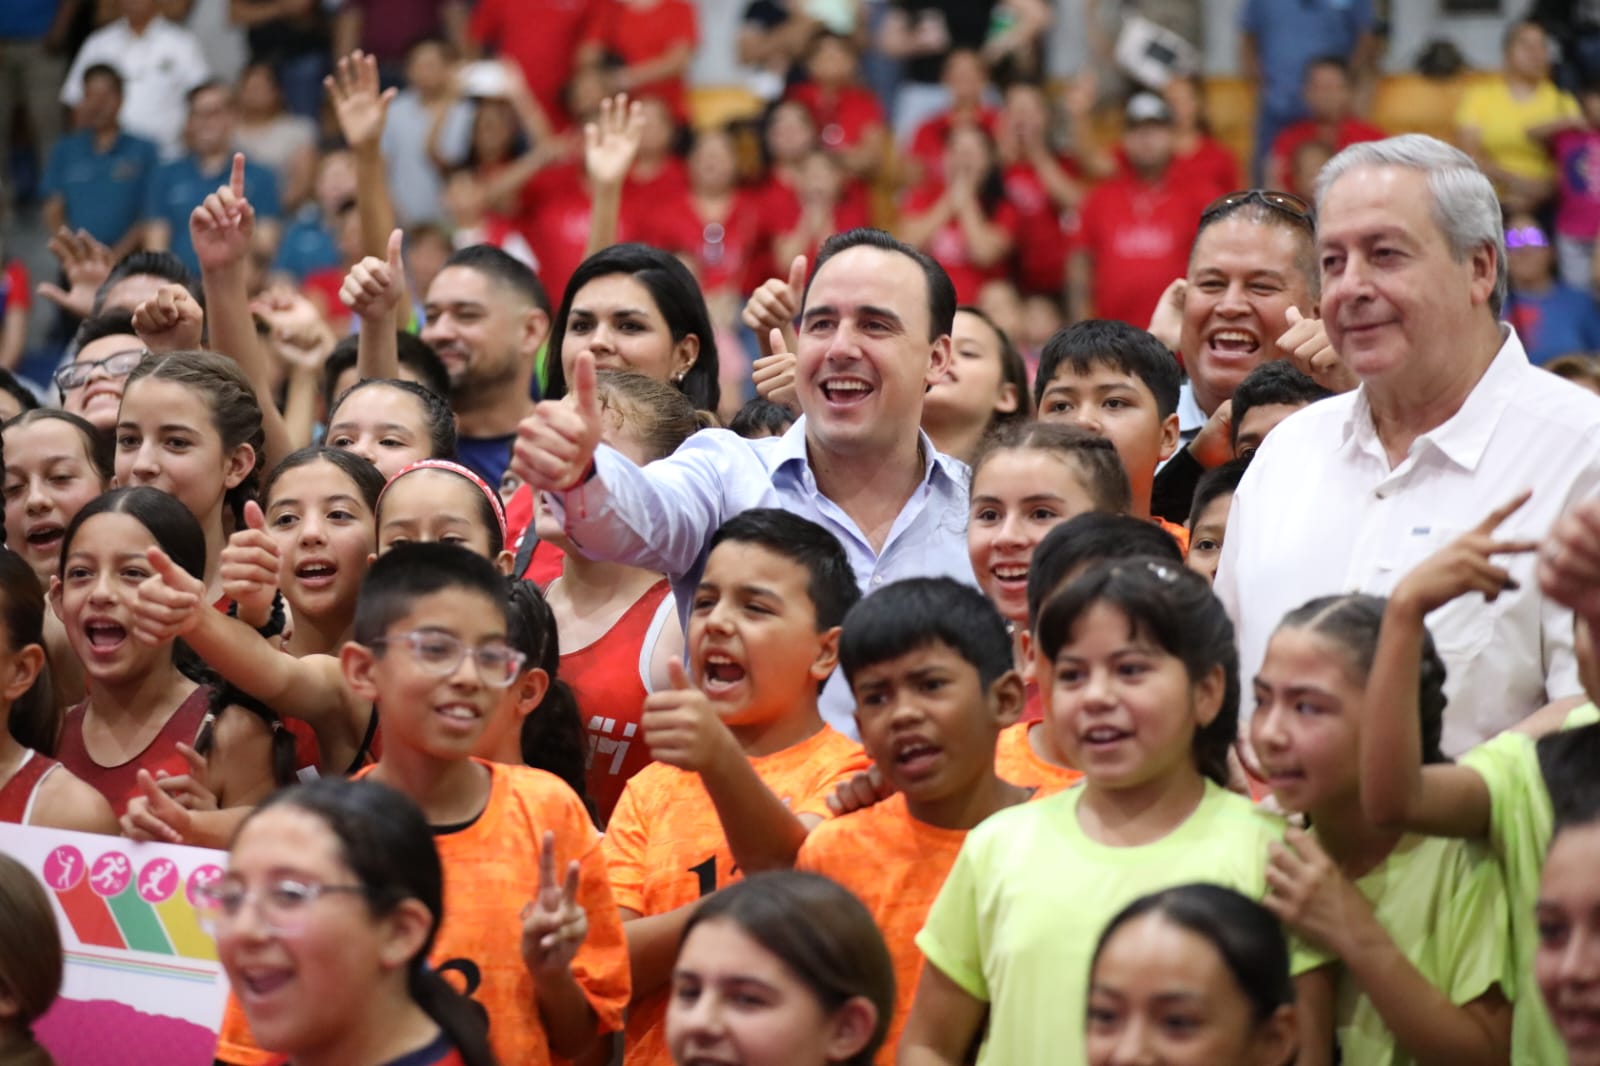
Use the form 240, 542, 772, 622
143, 154, 282, 275
41, 130, 159, 246
455, 433, 517, 490
1507, 284, 1600, 364
0, 0, 58, 37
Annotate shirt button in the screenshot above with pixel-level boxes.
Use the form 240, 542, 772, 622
872, 575, 884, 585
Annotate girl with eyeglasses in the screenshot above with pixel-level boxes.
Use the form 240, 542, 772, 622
204, 777, 497, 1066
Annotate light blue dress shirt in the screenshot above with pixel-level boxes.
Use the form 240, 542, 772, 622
549, 416, 976, 734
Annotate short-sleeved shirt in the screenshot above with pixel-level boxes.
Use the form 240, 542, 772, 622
41, 130, 160, 247
1338, 833, 1513, 1066
917, 780, 1328, 1066
145, 154, 282, 275
1078, 171, 1204, 327
60, 17, 211, 156
593, 0, 698, 120
1553, 127, 1600, 240
1238, 0, 1374, 121
901, 181, 1019, 305
796, 791, 977, 1064
1459, 702, 1600, 1066
1505, 284, 1600, 364
603, 726, 869, 1066
468, 0, 606, 127
992, 721, 1082, 797
1456, 78, 1580, 184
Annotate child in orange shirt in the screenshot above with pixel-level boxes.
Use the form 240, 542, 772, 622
797, 577, 1032, 1062
175, 544, 629, 1065
1033, 320, 1187, 548
602, 509, 870, 1066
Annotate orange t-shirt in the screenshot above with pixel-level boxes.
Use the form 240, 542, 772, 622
994, 721, 1083, 797
1157, 516, 1191, 553
215, 761, 629, 1066
603, 726, 869, 1066
795, 792, 969, 1063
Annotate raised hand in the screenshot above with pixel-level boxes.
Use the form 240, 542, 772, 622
253, 285, 338, 371
641, 659, 736, 773
1145, 277, 1187, 351
520, 830, 589, 979
325, 50, 395, 150
339, 228, 406, 322
1392, 493, 1539, 618
132, 546, 207, 645
133, 284, 205, 353
1540, 497, 1600, 622
742, 254, 806, 357
190, 153, 256, 274
219, 500, 283, 626
584, 93, 645, 188
1278, 306, 1358, 394
509, 351, 605, 493
37, 228, 113, 317
751, 328, 799, 413
1188, 398, 1234, 469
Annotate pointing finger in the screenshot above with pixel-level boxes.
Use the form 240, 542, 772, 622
230, 153, 246, 199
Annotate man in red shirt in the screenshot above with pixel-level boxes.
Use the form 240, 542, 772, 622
1267, 56, 1386, 194
469, 0, 606, 128
1069, 93, 1204, 328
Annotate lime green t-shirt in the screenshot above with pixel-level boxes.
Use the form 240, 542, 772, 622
916, 780, 1328, 1066
1459, 701, 1600, 1066
1336, 833, 1513, 1066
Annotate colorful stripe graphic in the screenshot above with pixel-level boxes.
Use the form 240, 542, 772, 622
43, 846, 219, 962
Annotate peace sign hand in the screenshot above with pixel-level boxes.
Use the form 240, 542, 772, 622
1392, 492, 1539, 618
520, 830, 589, 979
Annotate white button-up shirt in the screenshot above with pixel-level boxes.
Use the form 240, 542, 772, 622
61, 17, 210, 158
549, 416, 975, 735
1216, 328, 1600, 755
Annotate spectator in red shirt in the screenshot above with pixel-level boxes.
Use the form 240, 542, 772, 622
900, 123, 1018, 304
469, 0, 606, 129
1161, 74, 1243, 204
907, 48, 1000, 186
589, 0, 698, 124
788, 32, 887, 187
623, 95, 690, 206
1070, 92, 1204, 328
1267, 56, 1386, 195
637, 127, 766, 301
773, 149, 871, 271
996, 81, 1086, 296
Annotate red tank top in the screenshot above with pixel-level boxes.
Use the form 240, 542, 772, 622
0, 749, 60, 825
562, 579, 671, 824
56, 685, 212, 818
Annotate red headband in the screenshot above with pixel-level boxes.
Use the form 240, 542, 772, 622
377, 459, 508, 543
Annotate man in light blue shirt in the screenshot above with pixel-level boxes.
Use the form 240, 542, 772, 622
512, 228, 975, 733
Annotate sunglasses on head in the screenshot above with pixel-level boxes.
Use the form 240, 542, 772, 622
1200, 189, 1316, 232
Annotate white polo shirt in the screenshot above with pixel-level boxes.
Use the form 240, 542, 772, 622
61, 17, 210, 158
1216, 327, 1600, 755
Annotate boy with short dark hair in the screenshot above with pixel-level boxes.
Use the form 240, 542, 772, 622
799, 577, 1030, 1062
1186, 456, 1253, 584
1230, 360, 1331, 458
209, 544, 629, 1066
603, 509, 871, 1066
1033, 320, 1184, 543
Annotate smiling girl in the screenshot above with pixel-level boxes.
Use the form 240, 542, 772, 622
922, 307, 1030, 464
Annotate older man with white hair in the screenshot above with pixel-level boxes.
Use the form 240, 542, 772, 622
1217, 134, 1600, 758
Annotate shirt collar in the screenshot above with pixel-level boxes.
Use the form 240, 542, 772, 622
1346, 325, 1525, 472
776, 415, 968, 489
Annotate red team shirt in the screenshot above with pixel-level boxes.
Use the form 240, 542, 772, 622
1078, 171, 1206, 327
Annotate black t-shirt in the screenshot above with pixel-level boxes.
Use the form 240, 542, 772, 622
895, 0, 998, 84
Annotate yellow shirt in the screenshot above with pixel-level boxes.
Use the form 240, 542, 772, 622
1456, 77, 1580, 183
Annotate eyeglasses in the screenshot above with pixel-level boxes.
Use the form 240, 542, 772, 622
54, 348, 146, 391
1199, 189, 1316, 233
1505, 226, 1550, 249
194, 878, 366, 935
371, 629, 527, 688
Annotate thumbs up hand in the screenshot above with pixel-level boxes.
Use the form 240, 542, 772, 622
751, 327, 799, 414
219, 500, 283, 628
509, 350, 605, 493
340, 227, 406, 322
742, 254, 806, 358
1277, 306, 1358, 394
641, 658, 735, 773
132, 547, 206, 645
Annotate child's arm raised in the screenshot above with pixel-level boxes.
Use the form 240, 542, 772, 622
133, 547, 360, 737
584, 93, 644, 258
340, 227, 405, 382
521, 830, 603, 1060
1266, 829, 1511, 1064
1360, 494, 1536, 838
644, 661, 812, 872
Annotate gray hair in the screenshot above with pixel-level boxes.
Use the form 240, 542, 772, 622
1315, 134, 1507, 315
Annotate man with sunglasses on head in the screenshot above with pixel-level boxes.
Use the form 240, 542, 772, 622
1217, 133, 1600, 757
56, 310, 146, 436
